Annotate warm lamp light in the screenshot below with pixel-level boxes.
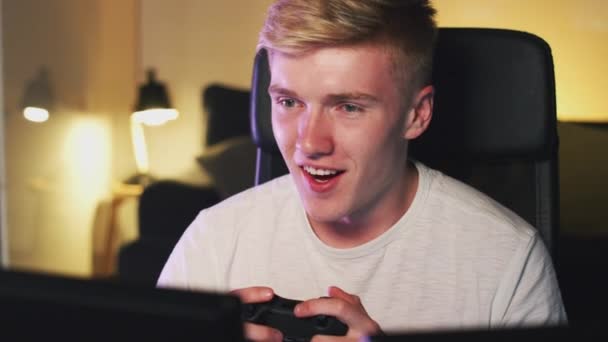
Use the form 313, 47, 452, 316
23, 106, 49, 123
130, 117, 150, 175
128, 69, 178, 185
132, 108, 178, 126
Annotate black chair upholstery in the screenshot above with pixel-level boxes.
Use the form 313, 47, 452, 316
118, 181, 221, 285
250, 50, 289, 183
249, 28, 559, 256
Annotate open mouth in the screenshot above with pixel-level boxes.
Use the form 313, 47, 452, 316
301, 165, 345, 183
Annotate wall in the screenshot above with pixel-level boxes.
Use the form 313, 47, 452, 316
0, 0, 6, 266
558, 123, 608, 234
140, 0, 274, 182
2, 0, 137, 276
1, 0, 273, 278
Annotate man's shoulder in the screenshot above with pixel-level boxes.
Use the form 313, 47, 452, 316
414, 164, 547, 288
418, 163, 536, 246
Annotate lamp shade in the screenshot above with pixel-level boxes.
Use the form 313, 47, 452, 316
132, 69, 178, 126
135, 69, 171, 111
22, 67, 54, 123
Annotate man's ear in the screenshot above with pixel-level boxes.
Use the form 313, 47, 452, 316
403, 85, 434, 140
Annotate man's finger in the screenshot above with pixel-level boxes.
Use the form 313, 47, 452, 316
296, 297, 354, 321
230, 286, 274, 303
295, 296, 381, 337
328, 286, 359, 305
244, 322, 283, 342
311, 335, 358, 342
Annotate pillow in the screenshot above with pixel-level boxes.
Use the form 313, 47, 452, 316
197, 136, 257, 199
203, 84, 251, 146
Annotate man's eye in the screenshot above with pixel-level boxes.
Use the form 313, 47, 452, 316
342, 104, 362, 113
279, 99, 297, 108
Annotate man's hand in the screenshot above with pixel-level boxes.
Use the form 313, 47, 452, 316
294, 286, 383, 341
230, 286, 283, 342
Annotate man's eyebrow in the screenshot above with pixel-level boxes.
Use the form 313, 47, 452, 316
268, 85, 298, 97
267, 86, 380, 103
325, 93, 380, 103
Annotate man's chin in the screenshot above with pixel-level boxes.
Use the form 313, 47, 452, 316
294, 181, 350, 224
303, 204, 346, 227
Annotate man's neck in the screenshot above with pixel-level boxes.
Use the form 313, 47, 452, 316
308, 162, 419, 249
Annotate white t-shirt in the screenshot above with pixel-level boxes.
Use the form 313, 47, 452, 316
158, 162, 566, 332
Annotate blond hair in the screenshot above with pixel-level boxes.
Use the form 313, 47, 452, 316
259, 0, 437, 90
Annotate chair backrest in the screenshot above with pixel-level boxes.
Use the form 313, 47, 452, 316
249, 28, 559, 256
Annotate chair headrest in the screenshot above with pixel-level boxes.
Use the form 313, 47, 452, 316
250, 49, 277, 153
411, 28, 558, 162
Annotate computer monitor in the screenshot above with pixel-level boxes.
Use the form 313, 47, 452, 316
0, 269, 244, 341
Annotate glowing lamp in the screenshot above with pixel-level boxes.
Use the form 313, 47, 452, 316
23, 106, 49, 123
128, 69, 178, 184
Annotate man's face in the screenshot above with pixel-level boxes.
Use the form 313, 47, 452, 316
269, 44, 418, 227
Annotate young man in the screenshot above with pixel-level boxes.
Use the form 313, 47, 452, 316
158, 0, 566, 340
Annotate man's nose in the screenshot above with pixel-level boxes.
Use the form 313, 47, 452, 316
296, 110, 333, 158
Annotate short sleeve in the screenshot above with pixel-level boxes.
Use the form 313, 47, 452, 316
491, 232, 567, 326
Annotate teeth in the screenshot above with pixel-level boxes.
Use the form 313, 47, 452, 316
303, 165, 338, 176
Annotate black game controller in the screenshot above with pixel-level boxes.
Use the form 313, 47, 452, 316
241, 294, 348, 342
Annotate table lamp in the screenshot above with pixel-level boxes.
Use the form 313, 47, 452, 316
128, 69, 178, 186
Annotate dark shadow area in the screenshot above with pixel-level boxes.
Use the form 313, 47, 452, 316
555, 121, 608, 323
558, 234, 608, 323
